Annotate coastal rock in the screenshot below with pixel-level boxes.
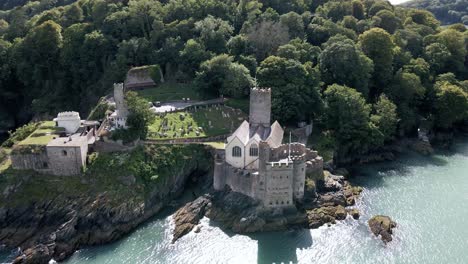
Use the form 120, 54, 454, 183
172, 196, 210, 243
368, 215, 397, 243
347, 208, 360, 219
13, 244, 52, 264
410, 141, 434, 155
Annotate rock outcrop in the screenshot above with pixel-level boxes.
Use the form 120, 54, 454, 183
368, 215, 397, 243
172, 171, 363, 242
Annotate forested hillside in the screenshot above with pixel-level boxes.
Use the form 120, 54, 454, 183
402, 0, 468, 25
0, 0, 467, 160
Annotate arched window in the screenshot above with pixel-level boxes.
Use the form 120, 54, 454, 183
232, 146, 242, 157
249, 144, 258, 157
62, 150, 67, 156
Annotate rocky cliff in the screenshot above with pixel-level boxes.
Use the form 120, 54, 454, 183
0, 145, 212, 264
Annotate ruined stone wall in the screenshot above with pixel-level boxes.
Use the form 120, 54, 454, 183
249, 88, 271, 127
46, 145, 87, 176
124, 67, 156, 89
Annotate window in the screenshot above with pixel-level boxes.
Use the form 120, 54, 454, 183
249, 144, 258, 156
62, 150, 67, 156
232, 146, 242, 157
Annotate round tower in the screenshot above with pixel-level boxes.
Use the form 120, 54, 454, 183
213, 153, 226, 191
249, 88, 271, 127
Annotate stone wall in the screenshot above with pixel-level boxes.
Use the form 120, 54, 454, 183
124, 66, 156, 89
264, 162, 294, 207
46, 145, 87, 176
10, 149, 50, 173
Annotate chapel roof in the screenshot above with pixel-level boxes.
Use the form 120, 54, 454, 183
228, 120, 284, 147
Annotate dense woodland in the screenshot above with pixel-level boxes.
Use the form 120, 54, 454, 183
0, 0, 467, 160
403, 0, 468, 25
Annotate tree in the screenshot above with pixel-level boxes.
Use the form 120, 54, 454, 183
423, 42, 451, 74
179, 39, 212, 77
429, 29, 466, 75
386, 70, 425, 133
433, 81, 468, 129
257, 56, 322, 123
371, 95, 398, 141
195, 54, 253, 98
128, 0, 162, 39
277, 38, 321, 64
63, 3, 84, 27
359, 28, 395, 93
374, 10, 401, 34
227, 34, 252, 57
120, 91, 155, 141
320, 36, 373, 97
280, 11, 305, 39
324, 84, 379, 158
246, 20, 289, 60
352, 0, 365, 20
195, 15, 233, 54
14, 20, 63, 112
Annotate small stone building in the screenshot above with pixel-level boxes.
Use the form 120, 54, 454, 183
214, 88, 323, 208
46, 135, 88, 176
11, 112, 98, 176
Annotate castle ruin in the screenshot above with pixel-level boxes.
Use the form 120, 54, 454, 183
214, 88, 323, 208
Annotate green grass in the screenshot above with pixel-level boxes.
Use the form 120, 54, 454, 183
204, 141, 226, 149
137, 82, 202, 102
18, 121, 64, 146
147, 106, 246, 140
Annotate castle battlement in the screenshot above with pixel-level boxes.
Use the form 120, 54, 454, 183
57, 111, 80, 118
267, 162, 292, 168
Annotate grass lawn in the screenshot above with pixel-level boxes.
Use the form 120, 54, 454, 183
18, 121, 64, 146
137, 82, 202, 102
147, 106, 246, 140
204, 141, 226, 149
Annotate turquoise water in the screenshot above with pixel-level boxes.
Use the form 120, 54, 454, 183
2, 141, 468, 264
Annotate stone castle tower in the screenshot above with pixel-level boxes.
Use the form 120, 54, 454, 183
249, 88, 271, 127
113, 83, 128, 128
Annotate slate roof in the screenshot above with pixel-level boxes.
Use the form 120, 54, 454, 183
227, 120, 284, 147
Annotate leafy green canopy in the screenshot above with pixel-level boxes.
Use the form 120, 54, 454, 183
0, 0, 467, 159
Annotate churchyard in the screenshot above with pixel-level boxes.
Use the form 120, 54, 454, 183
147, 105, 246, 140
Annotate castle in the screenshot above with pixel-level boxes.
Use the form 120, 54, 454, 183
214, 88, 323, 208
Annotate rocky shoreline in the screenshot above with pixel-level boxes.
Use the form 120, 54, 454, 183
172, 170, 363, 242
0, 157, 210, 264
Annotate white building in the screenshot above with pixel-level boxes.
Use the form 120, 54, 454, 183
53, 111, 81, 134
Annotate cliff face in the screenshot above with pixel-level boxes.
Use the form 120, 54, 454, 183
0, 145, 212, 264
